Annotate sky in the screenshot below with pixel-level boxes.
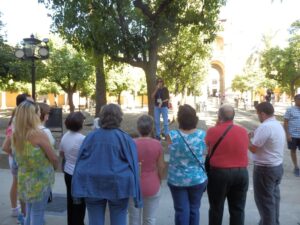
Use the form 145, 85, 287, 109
1, 0, 300, 50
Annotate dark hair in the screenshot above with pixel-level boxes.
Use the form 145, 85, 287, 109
37, 103, 50, 122
218, 105, 235, 121
137, 115, 153, 136
156, 78, 164, 84
294, 94, 300, 100
65, 112, 85, 132
16, 93, 30, 106
177, 104, 198, 130
255, 102, 274, 115
99, 104, 123, 129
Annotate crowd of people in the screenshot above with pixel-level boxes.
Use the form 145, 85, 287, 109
2, 86, 299, 225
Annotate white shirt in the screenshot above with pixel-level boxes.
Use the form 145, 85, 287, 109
39, 125, 55, 146
251, 117, 286, 166
60, 131, 85, 175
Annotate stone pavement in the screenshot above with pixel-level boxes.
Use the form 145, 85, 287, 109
1, 99, 300, 225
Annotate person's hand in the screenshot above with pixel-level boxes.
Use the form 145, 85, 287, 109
248, 131, 254, 139
287, 134, 292, 142
158, 102, 162, 108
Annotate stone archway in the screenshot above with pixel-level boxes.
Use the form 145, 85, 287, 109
210, 60, 225, 96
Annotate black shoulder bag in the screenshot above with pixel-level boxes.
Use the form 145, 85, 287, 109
205, 124, 233, 173
176, 130, 206, 173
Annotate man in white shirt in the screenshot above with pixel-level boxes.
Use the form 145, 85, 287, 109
249, 102, 285, 225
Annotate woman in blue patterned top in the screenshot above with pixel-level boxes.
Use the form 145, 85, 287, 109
166, 104, 207, 225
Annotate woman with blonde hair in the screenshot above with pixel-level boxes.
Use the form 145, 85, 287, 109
12, 100, 58, 225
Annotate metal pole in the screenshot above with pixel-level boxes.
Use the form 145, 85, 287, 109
31, 58, 36, 101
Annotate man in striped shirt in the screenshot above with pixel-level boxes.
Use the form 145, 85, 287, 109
284, 94, 300, 177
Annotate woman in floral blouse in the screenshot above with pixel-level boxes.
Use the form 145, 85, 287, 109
167, 104, 207, 225
12, 101, 58, 225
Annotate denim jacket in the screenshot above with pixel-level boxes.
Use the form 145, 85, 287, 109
71, 128, 143, 208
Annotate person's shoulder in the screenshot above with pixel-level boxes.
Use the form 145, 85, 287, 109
233, 124, 247, 132
29, 129, 48, 143
206, 125, 218, 134
196, 128, 206, 137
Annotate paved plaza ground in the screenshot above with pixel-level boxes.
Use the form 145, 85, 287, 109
0, 99, 300, 225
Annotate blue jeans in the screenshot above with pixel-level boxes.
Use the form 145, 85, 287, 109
85, 198, 129, 225
154, 106, 169, 138
168, 181, 207, 225
253, 164, 283, 225
25, 187, 51, 225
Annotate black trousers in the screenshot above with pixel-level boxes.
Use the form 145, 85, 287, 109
64, 172, 86, 225
207, 168, 249, 225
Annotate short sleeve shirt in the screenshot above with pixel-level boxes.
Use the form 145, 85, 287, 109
134, 138, 162, 197
167, 129, 207, 186
60, 131, 85, 175
284, 106, 300, 138
251, 117, 285, 166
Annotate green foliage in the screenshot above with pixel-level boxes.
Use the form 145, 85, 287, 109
261, 20, 300, 96
37, 79, 61, 95
158, 24, 210, 94
231, 75, 250, 93
39, 0, 225, 114
45, 45, 94, 111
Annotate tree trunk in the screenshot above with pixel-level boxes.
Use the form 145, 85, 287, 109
290, 80, 296, 104
68, 91, 75, 113
144, 37, 158, 117
94, 53, 107, 117
118, 92, 121, 105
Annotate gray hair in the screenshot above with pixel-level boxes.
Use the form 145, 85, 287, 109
99, 104, 123, 129
137, 115, 153, 136
218, 104, 235, 122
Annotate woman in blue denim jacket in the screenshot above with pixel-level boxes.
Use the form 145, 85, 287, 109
72, 104, 142, 225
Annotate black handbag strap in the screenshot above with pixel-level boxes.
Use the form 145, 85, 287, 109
176, 130, 206, 172
207, 124, 233, 160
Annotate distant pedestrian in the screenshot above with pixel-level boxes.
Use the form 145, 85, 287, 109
167, 104, 207, 225
60, 112, 86, 225
151, 78, 170, 140
284, 94, 300, 176
265, 89, 272, 103
71, 104, 142, 225
249, 102, 285, 225
128, 115, 165, 225
206, 105, 249, 225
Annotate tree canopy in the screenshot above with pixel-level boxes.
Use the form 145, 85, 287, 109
45, 45, 94, 112
39, 0, 225, 115
261, 20, 300, 97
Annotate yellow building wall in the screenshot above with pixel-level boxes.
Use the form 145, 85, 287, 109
47, 94, 55, 106
6, 92, 18, 108
58, 94, 65, 106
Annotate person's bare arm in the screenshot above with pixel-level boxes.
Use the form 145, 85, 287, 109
157, 151, 165, 182
248, 142, 258, 153
59, 150, 65, 159
284, 119, 291, 141
2, 136, 12, 155
248, 131, 258, 153
30, 131, 59, 169
166, 134, 172, 145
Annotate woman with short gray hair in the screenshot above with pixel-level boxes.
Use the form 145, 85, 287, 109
128, 115, 165, 225
72, 104, 142, 225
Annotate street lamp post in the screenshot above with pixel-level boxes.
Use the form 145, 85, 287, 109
15, 34, 49, 101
